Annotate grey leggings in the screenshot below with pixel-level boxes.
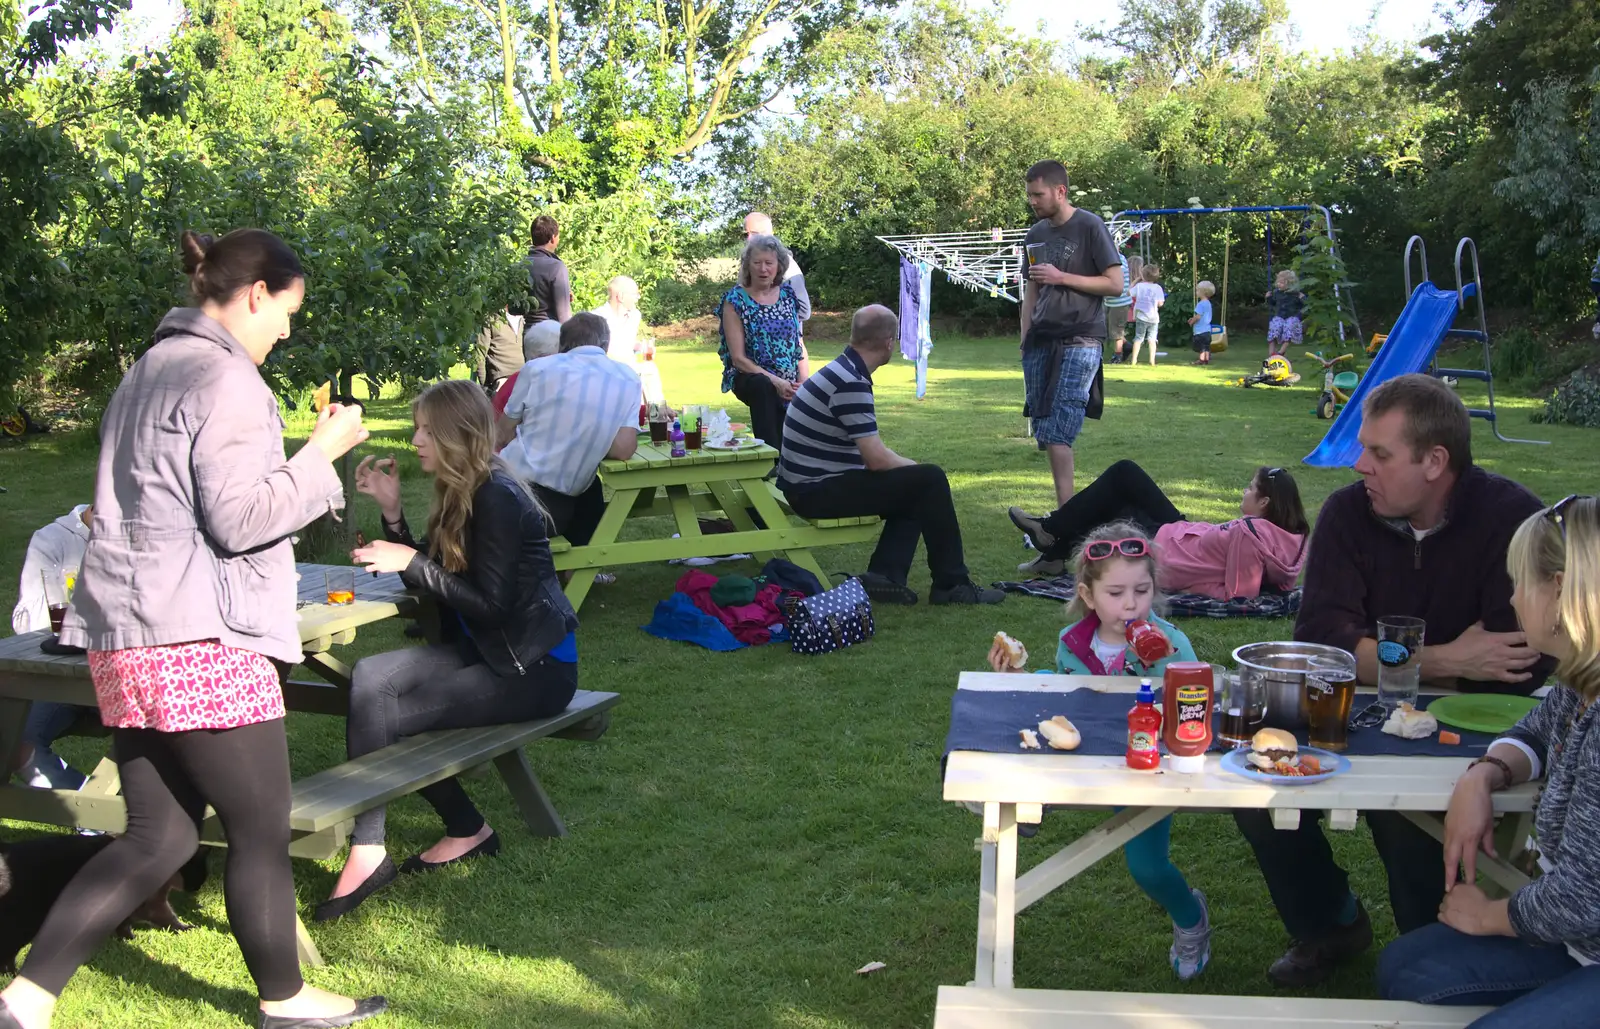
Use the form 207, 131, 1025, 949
346, 644, 578, 846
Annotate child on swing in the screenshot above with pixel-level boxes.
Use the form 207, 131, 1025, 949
1265, 270, 1305, 357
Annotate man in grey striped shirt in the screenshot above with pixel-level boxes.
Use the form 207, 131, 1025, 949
778, 305, 1003, 606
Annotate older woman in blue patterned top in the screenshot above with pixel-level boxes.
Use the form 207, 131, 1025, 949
718, 234, 808, 457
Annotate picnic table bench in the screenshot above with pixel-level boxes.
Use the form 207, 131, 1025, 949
1, 563, 619, 967
550, 437, 880, 609
934, 986, 1491, 1028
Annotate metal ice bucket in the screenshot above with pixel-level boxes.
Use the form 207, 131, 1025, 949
1231, 641, 1358, 731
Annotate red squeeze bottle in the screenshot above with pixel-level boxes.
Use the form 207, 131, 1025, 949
1125, 619, 1173, 666
1126, 678, 1162, 770
1161, 661, 1216, 774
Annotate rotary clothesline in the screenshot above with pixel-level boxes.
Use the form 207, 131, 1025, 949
878, 221, 1152, 398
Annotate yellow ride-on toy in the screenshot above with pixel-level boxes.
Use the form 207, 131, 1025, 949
1305, 351, 1359, 420
1233, 354, 1300, 389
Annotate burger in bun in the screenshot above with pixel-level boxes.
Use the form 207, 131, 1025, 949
1245, 728, 1299, 772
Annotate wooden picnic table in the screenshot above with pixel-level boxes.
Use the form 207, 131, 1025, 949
0, 563, 415, 835
0, 562, 619, 967
553, 436, 880, 610
941, 672, 1542, 995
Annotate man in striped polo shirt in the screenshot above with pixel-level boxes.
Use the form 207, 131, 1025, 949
778, 305, 1004, 606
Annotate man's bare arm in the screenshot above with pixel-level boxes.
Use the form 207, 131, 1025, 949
857, 433, 916, 472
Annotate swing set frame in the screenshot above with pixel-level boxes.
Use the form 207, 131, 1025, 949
1111, 204, 1361, 344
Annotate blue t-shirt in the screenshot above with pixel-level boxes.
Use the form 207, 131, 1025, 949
1193, 298, 1213, 335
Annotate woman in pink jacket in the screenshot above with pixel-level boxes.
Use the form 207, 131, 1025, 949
1008, 461, 1309, 600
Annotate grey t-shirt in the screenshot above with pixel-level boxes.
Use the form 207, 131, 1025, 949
1020, 210, 1120, 339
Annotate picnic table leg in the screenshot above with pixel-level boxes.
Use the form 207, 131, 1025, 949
493, 748, 567, 838
295, 915, 325, 967
0, 696, 28, 777
974, 805, 999, 987
736, 475, 834, 582
564, 487, 641, 612
1013, 806, 1176, 914
992, 802, 1019, 988
302, 651, 355, 690
1401, 811, 1531, 895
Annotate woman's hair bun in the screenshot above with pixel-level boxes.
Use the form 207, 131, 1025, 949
180, 230, 216, 276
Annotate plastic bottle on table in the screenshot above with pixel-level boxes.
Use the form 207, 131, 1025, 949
669, 418, 686, 458
1126, 678, 1162, 771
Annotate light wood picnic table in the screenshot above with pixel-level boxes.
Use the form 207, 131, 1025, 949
0, 563, 415, 837
943, 672, 1542, 992
554, 435, 880, 610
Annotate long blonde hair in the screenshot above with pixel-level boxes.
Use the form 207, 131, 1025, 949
1507, 496, 1600, 700
412, 380, 547, 573
1064, 520, 1166, 624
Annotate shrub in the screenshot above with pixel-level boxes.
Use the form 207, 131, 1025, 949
1532, 366, 1600, 427
645, 275, 729, 324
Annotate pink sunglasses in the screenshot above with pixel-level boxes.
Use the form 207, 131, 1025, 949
1085, 538, 1149, 561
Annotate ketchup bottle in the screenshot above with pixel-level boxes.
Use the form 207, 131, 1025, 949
1126, 679, 1162, 770
1125, 619, 1173, 666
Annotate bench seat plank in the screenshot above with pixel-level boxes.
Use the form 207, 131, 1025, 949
289, 690, 618, 832
934, 987, 1491, 1029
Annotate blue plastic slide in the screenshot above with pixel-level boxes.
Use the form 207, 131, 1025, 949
1302, 282, 1462, 467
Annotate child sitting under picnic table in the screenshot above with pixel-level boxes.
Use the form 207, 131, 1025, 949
987, 521, 1212, 980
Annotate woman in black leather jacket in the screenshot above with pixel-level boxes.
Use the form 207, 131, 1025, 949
316, 379, 579, 921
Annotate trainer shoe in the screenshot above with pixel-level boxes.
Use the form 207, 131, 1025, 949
1170, 888, 1212, 981
930, 581, 1006, 605
1267, 900, 1373, 988
856, 572, 918, 606
1007, 507, 1057, 551
1016, 554, 1065, 576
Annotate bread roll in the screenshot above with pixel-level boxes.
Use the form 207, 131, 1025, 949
1019, 728, 1042, 750
994, 631, 1029, 670
1037, 715, 1081, 751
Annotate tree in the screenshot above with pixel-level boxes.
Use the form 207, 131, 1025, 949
349, 0, 890, 191
1087, 0, 1289, 90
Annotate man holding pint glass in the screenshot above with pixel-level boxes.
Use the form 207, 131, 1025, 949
1232, 374, 1555, 989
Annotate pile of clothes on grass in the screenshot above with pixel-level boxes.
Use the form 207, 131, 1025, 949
642, 559, 824, 650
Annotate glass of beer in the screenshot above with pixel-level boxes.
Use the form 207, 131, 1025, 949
1026, 242, 1046, 267
1306, 657, 1358, 751
42, 566, 70, 635
325, 567, 356, 606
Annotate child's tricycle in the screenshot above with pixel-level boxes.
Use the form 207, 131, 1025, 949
1305, 351, 1359, 420
1233, 354, 1300, 389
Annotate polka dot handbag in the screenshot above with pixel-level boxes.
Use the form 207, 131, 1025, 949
789, 576, 874, 655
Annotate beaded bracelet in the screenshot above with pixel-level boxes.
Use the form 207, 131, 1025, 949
1468, 755, 1515, 790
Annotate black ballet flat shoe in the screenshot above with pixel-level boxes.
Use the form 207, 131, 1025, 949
257, 995, 389, 1029
399, 831, 501, 875
312, 856, 397, 923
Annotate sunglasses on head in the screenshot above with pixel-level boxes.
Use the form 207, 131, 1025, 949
1546, 494, 1591, 539
1085, 538, 1149, 561
1265, 467, 1284, 479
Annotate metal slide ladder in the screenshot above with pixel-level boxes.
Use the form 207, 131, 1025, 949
1404, 236, 1547, 446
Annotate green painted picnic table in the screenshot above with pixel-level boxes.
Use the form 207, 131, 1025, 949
553, 436, 882, 610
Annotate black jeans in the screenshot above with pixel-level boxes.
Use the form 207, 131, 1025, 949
1233, 807, 1446, 939
785, 465, 970, 589
22, 720, 302, 1001
535, 479, 606, 546
1039, 459, 1183, 560
732, 371, 789, 458
347, 644, 578, 846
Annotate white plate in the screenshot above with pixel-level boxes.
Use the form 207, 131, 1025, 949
704, 438, 764, 451
1219, 745, 1351, 785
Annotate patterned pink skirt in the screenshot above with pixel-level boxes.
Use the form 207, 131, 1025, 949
89, 641, 285, 732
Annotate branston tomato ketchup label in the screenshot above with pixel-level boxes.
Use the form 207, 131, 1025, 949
1174, 685, 1210, 742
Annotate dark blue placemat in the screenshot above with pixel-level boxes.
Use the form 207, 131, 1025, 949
944, 689, 1496, 759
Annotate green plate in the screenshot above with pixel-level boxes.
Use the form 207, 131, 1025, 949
1427, 693, 1540, 735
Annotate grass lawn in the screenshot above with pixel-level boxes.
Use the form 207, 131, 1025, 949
0, 327, 1592, 1028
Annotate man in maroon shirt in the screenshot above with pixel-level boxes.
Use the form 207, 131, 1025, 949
1237, 374, 1553, 988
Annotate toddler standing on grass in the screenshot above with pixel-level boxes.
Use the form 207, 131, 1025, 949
1188, 280, 1215, 365
1129, 264, 1165, 366
1265, 270, 1305, 357
987, 521, 1213, 980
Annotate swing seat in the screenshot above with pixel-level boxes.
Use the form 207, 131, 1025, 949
1208, 326, 1228, 352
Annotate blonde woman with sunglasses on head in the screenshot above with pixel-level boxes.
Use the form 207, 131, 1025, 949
1378, 494, 1600, 1024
